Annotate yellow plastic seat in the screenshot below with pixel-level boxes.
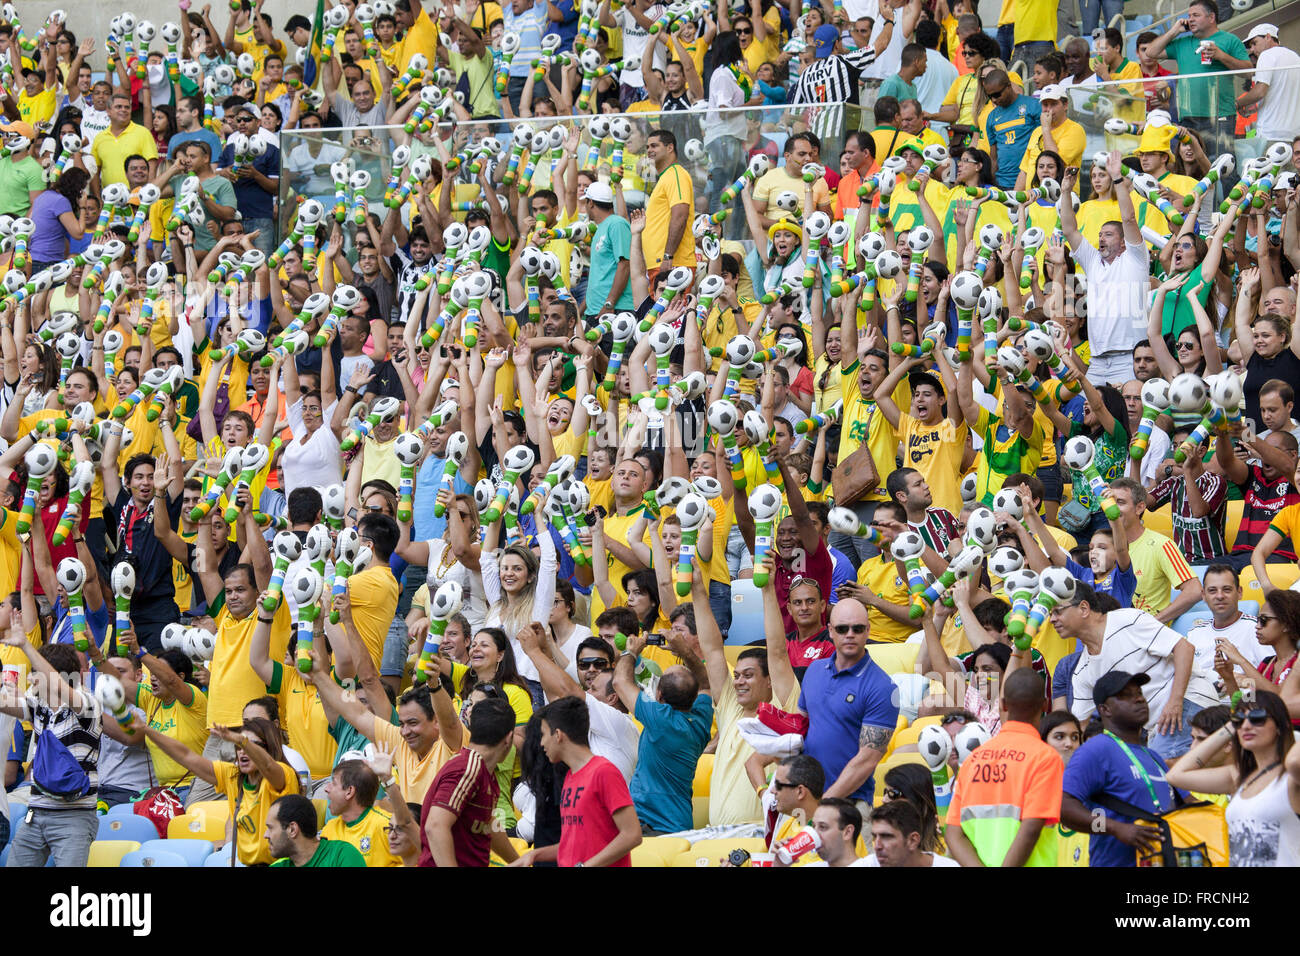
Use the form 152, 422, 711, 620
911, 715, 943, 731
890, 724, 924, 751
872, 751, 928, 807
187, 800, 231, 825
692, 795, 710, 829
670, 837, 769, 867
1144, 505, 1172, 540
865, 642, 920, 675
631, 843, 670, 867
1241, 562, 1300, 596
1225, 499, 1243, 551
87, 840, 141, 867
692, 754, 714, 797
167, 812, 228, 843
632, 837, 691, 867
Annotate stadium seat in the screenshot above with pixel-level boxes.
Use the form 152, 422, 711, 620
640, 836, 689, 864
890, 724, 925, 751
693, 753, 714, 797
104, 802, 139, 821
1225, 500, 1244, 550
911, 715, 943, 731
203, 844, 247, 867
670, 837, 769, 867
120, 849, 189, 867
727, 579, 765, 645
631, 843, 670, 867
169, 812, 228, 843
872, 751, 928, 807
867, 643, 920, 675
1242, 563, 1300, 596
96, 814, 161, 843
187, 800, 232, 824
139, 838, 214, 867
87, 840, 142, 867
692, 795, 710, 829
1144, 506, 1172, 540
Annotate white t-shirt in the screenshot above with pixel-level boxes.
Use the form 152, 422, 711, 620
80, 106, 111, 145
1254, 45, 1300, 143
1071, 239, 1150, 356
1069, 609, 1220, 732
853, 0, 903, 80
1185, 612, 1267, 698
859, 852, 960, 866
1139, 428, 1172, 486
584, 693, 640, 781
617, 5, 666, 88
705, 66, 747, 145
281, 396, 342, 496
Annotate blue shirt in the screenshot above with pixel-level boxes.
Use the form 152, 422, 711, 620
828, 547, 854, 605
1066, 557, 1136, 608
502, 2, 547, 78
1052, 649, 1081, 709
412, 452, 474, 543
546, 0, 579, 52
629, 693, 714, 833
217, 141, 281, 221
1062, 732, 1185, 867
986, 95, 1041, 188
798, 652, 900, 802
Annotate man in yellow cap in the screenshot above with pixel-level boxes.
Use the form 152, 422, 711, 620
888, 138, 946, 233
1136, 124, 1198, 207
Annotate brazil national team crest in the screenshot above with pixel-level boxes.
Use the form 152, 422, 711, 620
360, 837, 371, 852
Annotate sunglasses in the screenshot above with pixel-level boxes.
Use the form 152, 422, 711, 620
1176, 341, 1198, 351
832, 623, 867, 636
576, 658, 609, 670
772, 779, 800, 790
1241, 709, 1270, 726
941, 714, 969, 726
736, 26, 752, 34
1257, 614, 1276, 625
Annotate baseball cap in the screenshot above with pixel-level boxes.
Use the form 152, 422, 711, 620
0, 120, 35, 139
583, 181, 614, 204
237, 102, 261, 118
813, 24, 840, 57
908, 370, 945, 397
1246, 23, 1278, 41
1036, 83, 1067, 102
892, 136, 926, 158
1092, 670, 1150, 709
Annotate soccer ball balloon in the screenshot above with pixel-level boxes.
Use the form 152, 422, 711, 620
917, 724, 952, 771
1168, 373, 1208, 413
988, 546, 1024, 578
954, 722, 991, 764
965, 507, 997, 551
1062, 435, 1096, 471
950, 271, 982, 310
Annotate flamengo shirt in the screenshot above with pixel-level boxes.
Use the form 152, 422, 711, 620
1235, 467, 1300, 558
945, 720, 1063, 867
557, 755, 634, 867
418, 748, 500, 868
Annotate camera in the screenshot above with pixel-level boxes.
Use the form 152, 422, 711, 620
727, 848, 751, 867
645, 633, 666, 647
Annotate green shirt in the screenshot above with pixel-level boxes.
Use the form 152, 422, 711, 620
270, 837, 367, 867
168, 172, 237, 253
1167, 30, 1249, 119
448, 49, 502, 119
0, 155, 44, 217
878, 74, 918, 104
1160, 260, 1211, 340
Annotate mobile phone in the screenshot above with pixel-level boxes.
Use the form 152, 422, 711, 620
1066, 167, 1079, 178
645, 633, 666, 647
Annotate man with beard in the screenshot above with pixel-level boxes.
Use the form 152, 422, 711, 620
887, 467, 959, 555
267, 794, 366, 867
393, 226, 434, 327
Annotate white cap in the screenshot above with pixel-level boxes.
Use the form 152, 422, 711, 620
583, 181, 615, 204
1036, 83, 1067, 102
1246, 23, 1278, 41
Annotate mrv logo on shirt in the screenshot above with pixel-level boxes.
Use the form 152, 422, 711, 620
50, 887, 152, 937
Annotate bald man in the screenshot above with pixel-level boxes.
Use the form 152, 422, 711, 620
1260, 285, 1296, 319
794, 598, 900, 813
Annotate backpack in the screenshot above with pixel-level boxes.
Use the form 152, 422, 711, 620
31, 721, 91, 801
1096, 793, 1231, 867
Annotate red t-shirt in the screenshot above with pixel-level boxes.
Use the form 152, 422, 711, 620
786, 628, 835, 671
557, 755, 634, 868
27, 494, 91, 596
773, 539, 832, 637
418, 748, 500, 867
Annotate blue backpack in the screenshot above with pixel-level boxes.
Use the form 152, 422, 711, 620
32, 721, 90, 801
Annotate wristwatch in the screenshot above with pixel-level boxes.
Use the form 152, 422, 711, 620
347, 507, 359, 520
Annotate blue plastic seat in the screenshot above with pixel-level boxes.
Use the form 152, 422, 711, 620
120, 849, 188, 868
203, 844, 247, 867
96, 815, 161, 844
727, 578, 765, 645
138, 838, 214, 868
103, 802, 140, 821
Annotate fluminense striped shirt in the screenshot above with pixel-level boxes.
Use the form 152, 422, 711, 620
791, 45, 880, 106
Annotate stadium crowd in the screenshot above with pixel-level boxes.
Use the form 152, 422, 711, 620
0, 0, 1299, 870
